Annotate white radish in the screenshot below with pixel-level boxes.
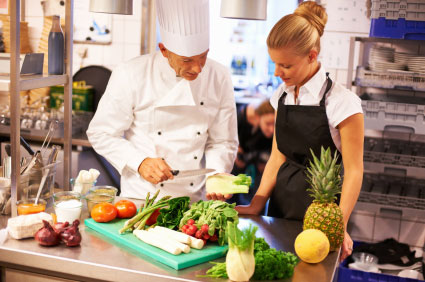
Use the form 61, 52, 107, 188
152, 226, 191, 244
133, 230, 182, 255
148, 228, 190, 253
189, 237, 205, 250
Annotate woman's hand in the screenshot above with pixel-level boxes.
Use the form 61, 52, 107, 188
235, 204, 261, 215
340, 230, 353, 262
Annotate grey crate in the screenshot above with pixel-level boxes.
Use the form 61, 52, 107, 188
359, 173, 425, 210
362, 99, 425, 135
356, 66, 425, 92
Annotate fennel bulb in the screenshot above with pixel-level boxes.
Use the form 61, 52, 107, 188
226, 222, 258, 281
206, 174, 251, 195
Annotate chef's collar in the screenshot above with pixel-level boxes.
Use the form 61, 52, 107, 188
280, 63, 326, 99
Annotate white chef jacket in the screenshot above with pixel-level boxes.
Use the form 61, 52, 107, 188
270, 65, 363, 151
87, 51, 238, 202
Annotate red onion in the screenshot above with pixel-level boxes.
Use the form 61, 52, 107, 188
61, 220, 82, 247
35, 220, 61, 246
53, 221, 69, 235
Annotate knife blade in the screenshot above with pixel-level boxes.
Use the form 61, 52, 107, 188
171, 168, 215, 178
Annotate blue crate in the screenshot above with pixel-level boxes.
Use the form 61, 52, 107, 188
370, 17, 425, 40
337, 241, 423, 282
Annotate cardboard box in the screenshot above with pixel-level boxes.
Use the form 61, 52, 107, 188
50, 82, 94, 112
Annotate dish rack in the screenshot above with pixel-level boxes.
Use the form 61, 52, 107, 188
346, 37, 425, 250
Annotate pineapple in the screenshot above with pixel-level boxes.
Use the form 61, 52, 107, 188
303, 147, 344, 251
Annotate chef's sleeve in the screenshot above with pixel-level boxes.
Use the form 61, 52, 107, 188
204, 70, 239, 173
86, 65, 151, 175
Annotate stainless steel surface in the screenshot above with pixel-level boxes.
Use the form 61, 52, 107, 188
90, 0, 133, 15
171, 169, 215, 178
64, 0, 74, 191
10, 0, 21, 218
0, 209, 339, 282
220, 0, 267, 20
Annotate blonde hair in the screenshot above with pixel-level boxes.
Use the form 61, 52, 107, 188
267, 1, 328, 56
255, 100, 274, 116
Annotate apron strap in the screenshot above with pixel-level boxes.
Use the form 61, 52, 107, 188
319, 73, 333, 107
285, 156, 307, 170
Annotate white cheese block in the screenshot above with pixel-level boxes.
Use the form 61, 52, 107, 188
7, 212, 53, 239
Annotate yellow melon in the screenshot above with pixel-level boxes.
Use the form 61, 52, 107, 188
294, 229, 330, 263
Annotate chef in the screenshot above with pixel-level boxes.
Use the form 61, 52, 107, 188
87, 0, 238, 202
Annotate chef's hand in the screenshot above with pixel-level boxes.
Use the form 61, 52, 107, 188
138, 158, 174, 184
340, 230, 353, 262
206, 172, 233, 201
206, 192, 232, 201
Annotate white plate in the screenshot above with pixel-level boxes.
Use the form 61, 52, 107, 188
378, 261, 422, 271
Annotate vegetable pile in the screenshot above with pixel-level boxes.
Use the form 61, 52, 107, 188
119, 190, 172, 234
156, 196, 190, 230
206, 174, 252, 195
179, 200, 239, 246
202, 237, 299, 280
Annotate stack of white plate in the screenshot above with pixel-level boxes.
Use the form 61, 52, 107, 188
394, 52, 415, 65
407, 56, 425, 74
369, 46, 397, 72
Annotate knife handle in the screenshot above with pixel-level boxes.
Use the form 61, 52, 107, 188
171, 170, 179, 176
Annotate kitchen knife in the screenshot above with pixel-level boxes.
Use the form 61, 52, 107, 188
171, 168, 215, 178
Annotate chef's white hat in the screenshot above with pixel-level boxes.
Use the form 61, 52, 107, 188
156, 0, 210, 57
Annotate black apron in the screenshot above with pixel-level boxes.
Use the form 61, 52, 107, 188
268, 73, 340, 220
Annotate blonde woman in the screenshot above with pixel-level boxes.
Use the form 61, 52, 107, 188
236, 1, 364, 261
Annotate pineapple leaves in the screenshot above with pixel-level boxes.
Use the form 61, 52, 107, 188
306, 147, 342, 203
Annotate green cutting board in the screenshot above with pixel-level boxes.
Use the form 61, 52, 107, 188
85, 218, 228, 270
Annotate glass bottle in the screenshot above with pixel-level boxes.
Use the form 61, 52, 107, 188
48, 15, 64, 75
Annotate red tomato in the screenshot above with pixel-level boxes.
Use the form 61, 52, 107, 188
91, 202, 117, 223
145, 208, 161, 226
114, 200, 137, 219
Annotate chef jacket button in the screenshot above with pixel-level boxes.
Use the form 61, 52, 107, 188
190, 183, 194, 186
158, 131, 161, 135
160, 183, 164, 187
200, 101, 204, 106
194, 156, 197, 160
197, 131, 201, 135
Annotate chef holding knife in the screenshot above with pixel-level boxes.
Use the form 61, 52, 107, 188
87, 0, 238, 202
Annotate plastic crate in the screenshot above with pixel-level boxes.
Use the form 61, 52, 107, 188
370, 17, 425, 40
338, 247, 423, 282
359, 173, 425, 210
371, 10, 425, 21
362, 99, 425, 135
356, 67, 425, 92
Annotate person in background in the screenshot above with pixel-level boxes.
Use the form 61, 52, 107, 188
231, 99, 274, 206
87, 0, 238, 203
236, 1, 364, 262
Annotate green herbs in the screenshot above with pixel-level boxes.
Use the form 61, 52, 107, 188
206, 174, 252, 195
253, 244, 299, 280
156, 196, 190, 230
201, 237, 299, 280
179, 200, 239, 246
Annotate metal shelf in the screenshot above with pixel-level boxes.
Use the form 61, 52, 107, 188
0, 74, 68, 91
8, 0, 74, 217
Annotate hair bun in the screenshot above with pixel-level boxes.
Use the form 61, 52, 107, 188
294, 1, 327, 37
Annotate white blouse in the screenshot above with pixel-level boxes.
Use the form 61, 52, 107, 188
270, 65, 363, 151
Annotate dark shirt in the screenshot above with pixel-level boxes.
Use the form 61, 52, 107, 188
237, 105, 272, 163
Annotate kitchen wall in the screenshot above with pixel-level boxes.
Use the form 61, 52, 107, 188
23, 0, 371, 86
25, 0, 142, 75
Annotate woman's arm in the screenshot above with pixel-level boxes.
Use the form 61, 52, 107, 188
235, 128, 286, 215
338, 113, 364, 260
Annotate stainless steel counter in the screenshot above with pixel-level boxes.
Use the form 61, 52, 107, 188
0, 214, 339, 282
